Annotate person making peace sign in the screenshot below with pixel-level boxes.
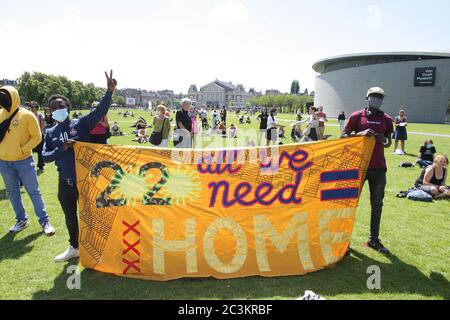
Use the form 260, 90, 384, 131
43, 70, 117, 263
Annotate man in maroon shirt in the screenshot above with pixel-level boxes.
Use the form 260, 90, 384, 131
344, 87, 394, 255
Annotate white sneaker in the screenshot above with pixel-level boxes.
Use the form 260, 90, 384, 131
55, 246, 80, 263
297, 290, 326, 300
9, 220, 30, 233
41, 222, 56, 236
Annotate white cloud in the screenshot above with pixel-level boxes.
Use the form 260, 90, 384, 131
2, 19, 18, 32
208, 1, 249, 23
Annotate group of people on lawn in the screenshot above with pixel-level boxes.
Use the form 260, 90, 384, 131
0, 71, 448, 263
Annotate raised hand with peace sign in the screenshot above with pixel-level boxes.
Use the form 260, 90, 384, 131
105, 70, 117, 94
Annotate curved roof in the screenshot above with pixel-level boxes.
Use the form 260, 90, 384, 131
312, 51, 450, 73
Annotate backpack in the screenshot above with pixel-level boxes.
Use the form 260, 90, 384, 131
399, 162, 414, 168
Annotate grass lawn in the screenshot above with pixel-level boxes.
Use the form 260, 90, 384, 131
0, 109, 449, 300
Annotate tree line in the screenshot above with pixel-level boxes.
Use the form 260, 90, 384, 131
248, 94, 314, 114
17, 72, 125, 109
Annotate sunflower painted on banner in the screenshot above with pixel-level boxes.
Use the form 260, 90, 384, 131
74, 137, 375, 281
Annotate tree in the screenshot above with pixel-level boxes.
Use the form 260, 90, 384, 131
16, 71, 107, 108
113, 96, 125, 106
290, 80, 300, 95
248, 93, 314, 114
17, 72, 43, 105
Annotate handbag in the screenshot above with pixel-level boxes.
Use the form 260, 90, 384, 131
150, 117, 165, 145
0, 108, 20, 143
173, 129, 184, 147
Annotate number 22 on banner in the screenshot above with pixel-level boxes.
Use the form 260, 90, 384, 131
90, 161, 172, 208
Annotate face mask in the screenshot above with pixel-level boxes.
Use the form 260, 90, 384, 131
368, 96, 383, 109
427, 144, 433, 149
52, 109, 69, 123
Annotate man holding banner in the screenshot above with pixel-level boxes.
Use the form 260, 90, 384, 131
344, 87, 393, 255
42, 70, 117, 262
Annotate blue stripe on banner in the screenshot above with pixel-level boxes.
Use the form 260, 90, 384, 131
320, 170, 359, 183
321, 188, 359, 201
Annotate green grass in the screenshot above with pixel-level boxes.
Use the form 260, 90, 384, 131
0, 109, 449, 300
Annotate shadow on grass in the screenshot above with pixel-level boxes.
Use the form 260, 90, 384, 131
0, 232, 43, 263
32, 249, 449, 300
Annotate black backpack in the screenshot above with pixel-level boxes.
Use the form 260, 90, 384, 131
399, 162, 414, 168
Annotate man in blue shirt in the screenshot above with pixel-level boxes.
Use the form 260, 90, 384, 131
43, 71, 117, 262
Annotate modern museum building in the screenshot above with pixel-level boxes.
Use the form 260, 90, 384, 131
312, 51, 450, 123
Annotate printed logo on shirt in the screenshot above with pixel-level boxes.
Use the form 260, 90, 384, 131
59, 132, 69, 143
12, 120, 19, 127
367, 121, 382, 125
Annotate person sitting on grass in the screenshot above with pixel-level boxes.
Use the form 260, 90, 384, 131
239, 115, 244, 124
416, 139, 436, 168
111, 121, 123, 136
278, 126, 286, 140
291, 122, 303, 142
228, 124, 238, 138
415, 155, 449, 200
217, 122, 227, 136
133, 128, 148, 144
132, 118, 148, 135
246, 116, 251, 124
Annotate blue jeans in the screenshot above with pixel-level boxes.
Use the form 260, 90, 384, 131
0, 157, 49, 225
417, 159, 433, 168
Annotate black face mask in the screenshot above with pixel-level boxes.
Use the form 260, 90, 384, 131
0, 91, 12, 112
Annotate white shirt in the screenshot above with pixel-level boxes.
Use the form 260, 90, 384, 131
299, 115, 319, 128
267, 116, 277, 129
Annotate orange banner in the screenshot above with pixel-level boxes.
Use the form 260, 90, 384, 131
74, 137, 375, 281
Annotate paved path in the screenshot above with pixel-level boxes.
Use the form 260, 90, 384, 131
407, 132, 450, 138
114, 114, 450, 138
275, 118, 450, 138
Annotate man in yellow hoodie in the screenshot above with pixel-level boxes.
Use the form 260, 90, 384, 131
0, 86, 55, 235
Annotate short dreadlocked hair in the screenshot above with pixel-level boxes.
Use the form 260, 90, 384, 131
47, 95, 72, 110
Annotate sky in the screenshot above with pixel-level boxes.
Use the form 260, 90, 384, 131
1, 0, 449, 94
